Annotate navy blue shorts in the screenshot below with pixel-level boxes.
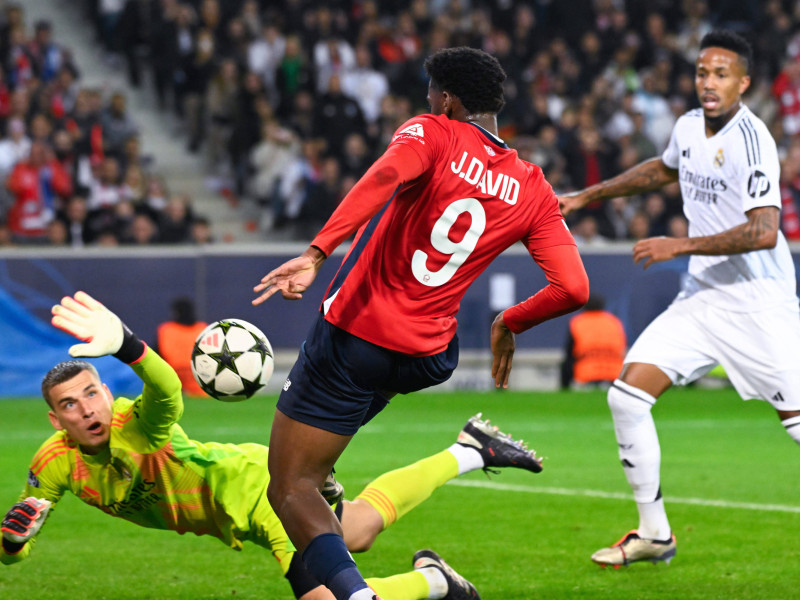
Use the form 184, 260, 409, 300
277, 314, 459, 435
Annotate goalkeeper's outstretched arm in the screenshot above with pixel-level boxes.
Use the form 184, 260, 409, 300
51, 291, 183, 434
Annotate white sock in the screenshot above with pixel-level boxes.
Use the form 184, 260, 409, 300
608, 380, 670, 539
782, 416, 800, 445
418, 567, 448, 599
447, 443, 484, 474
349, 588, 377, 600
636, 497, 671, 541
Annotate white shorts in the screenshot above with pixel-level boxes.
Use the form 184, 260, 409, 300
625, 294, 800, 410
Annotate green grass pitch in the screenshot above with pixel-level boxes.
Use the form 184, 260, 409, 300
2, 387, 799, 599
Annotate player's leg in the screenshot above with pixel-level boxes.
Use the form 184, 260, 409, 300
270, 316, 399, 600
593, 297, 716, 566
367, 550, 479, 600
340, 415, 542, 552
779, 409, 800, 444
615, 363, 673, 541
268, 411, 373, 600
591, 364, 677, 566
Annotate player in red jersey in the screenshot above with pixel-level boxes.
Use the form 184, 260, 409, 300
252, 47, 590, 600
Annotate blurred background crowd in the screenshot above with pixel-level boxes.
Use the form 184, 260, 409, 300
4, 0, 800, 246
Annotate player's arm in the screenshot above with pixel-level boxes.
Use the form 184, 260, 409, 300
492, 244, 590, 388
51, 292, 183, 433
633, 206, 779, 269
559, 158, 678, 217
253, 143, 426, 304
1, 458, 66, 565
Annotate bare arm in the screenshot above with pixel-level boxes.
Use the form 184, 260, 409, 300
559, 158, 678, 216
633, 206, 779, 269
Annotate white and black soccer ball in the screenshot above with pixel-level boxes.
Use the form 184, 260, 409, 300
191, 319, 274, 401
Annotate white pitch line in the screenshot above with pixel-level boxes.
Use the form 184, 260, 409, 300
448, 479, 800, 514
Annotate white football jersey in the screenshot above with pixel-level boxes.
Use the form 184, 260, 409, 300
662, 104, 797, 311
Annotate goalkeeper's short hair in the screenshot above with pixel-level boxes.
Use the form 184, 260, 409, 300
42, 360, 100, 407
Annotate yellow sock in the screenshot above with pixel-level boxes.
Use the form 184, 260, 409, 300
355, 450, 459, 529
367, 571, 430, 600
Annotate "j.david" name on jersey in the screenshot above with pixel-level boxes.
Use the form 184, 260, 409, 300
450, 151, 519, 205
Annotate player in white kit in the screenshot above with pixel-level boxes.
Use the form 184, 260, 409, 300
561, 30, 800, 566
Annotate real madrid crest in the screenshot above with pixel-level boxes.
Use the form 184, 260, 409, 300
714, 148, 724, 167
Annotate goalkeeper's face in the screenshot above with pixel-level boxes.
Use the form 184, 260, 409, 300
47, 369, 115, 455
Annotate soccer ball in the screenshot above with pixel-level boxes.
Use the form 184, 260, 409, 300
191, 319, 274, 401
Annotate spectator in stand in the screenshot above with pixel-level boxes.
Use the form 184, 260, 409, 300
45, 215, 68, 245
311, 31, 354, 89
117, 0, 156, 89
228, 71, 267, 195
123, 211, 158, 244
643, 192, 669, 237
56, 195, 95, 247
205, 58, 239, 174
149, 0, 180, 112
6, 140, 72, 243
628, 210, 651, 241
101, 91, 138, 157
667, 214, 689, 238
296, 155, 341, 240
779, 138, 800, 240
27, 20, 65, 84
87, 156, 124, 211
249, 119, 300, 219
339, 132, 372, 179
248, 22, 285, 104
340, 44, 389, 128
184, 28, 216, 153
771, 54, 800, 138
313, 74, 366, 161
0, 118, 31, 182
275, 34, 312, 118
190, 215, 214, 244
120, 164, 147, 204
158, 194, 194, 244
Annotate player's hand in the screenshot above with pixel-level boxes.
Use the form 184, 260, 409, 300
558, 192, 589, 217
51, 291, 124, 357
490, 312, 515, 389
2, 498, 52, 545
633, 236, 685, 269
253, 247, 326, 305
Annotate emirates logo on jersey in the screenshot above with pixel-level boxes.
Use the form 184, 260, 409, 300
484, 144, 496, 156
714, 148, 725, 167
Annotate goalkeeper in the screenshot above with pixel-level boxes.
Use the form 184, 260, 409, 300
1, 291, 544, 600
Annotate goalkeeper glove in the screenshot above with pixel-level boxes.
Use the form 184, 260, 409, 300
51, 291, 146, 363
2, 497, 52, 553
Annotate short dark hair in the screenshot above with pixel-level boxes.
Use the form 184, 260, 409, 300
424, 47, 506, 114
700, 30, 753, 74
42, 360, 99, 407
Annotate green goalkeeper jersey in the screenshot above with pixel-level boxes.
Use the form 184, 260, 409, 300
1, 348, 284, 566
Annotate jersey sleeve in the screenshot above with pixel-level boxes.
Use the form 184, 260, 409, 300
739, 121, 781, 212
1, 438, 69, 565
311, 142, 426, 257
127, 347, 184, 449
661, 121, 680, 170
386, 114, 449, 170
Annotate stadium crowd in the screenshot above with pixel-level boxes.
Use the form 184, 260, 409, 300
0, 2, 214, 246
5, 0, 800, 244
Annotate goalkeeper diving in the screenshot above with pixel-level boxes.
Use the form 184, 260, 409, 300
1, 291, 544, 600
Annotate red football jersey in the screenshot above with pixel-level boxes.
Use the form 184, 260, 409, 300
313, 113, 576, 356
